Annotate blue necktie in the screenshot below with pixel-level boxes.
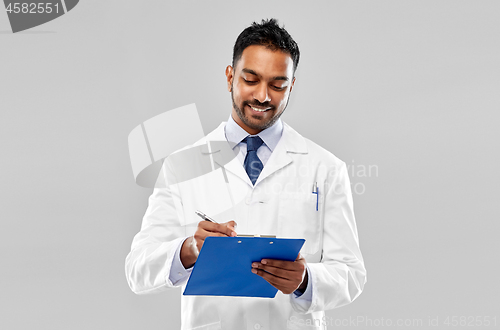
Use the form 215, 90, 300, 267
243, 136, 264, 185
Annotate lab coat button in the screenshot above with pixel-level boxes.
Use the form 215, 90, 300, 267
254, 324, 261, 330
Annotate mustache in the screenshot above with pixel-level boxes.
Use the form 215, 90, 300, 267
244, 100, 275, 110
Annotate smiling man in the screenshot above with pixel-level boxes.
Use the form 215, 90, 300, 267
126, 19, 366, 330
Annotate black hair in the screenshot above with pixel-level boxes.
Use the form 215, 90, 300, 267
232, 18, 300, 73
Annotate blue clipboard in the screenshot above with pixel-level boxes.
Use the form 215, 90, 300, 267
183, 236, 305, 298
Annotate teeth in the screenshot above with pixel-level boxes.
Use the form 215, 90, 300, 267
250, 105, 269, 112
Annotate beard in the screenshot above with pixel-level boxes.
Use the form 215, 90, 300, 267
231, 89, 288, 133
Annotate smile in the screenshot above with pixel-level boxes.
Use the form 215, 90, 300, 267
249, 105, 271, 112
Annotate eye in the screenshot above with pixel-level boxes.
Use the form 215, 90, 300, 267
272, 85, 286, 91
243, 79, 258, 85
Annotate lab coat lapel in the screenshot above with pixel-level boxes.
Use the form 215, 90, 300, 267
199, 122, 253, 187
254, 123, 308, 186
220, 155, 253, 186
254, 136, 292, 185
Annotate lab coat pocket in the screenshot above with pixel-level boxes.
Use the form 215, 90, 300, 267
278, 192, 322, 255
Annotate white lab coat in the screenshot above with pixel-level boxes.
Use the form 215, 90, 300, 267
125, 122, 366, 330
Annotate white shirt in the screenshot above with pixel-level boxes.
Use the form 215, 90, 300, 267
224, 114, 283, 166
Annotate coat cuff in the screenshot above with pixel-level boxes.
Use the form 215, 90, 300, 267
290, 265, 313, 312
167, 236, 193, 286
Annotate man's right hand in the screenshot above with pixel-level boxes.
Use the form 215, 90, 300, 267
180, 220, 237, 268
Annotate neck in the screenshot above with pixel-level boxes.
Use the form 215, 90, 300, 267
231, 112, 262, 135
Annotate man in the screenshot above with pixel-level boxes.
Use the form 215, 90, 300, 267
126, 19, 366, 330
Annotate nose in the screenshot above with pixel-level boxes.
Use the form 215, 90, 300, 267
253, 83, 271, 104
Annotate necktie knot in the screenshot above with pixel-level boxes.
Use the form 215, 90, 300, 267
244, 136, 264, 152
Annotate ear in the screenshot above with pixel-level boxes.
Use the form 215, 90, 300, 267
289, 76, 296, 93
225, 65, 234, 92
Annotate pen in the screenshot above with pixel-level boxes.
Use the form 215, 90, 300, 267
195, 210, 219, 224
312, 182, 319, 211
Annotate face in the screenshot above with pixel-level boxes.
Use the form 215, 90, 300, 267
225, 45, 296, 135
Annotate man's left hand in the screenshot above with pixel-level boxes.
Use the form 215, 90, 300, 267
251, 253, 308, 295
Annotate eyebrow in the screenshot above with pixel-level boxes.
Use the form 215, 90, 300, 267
242, 68, 289, 82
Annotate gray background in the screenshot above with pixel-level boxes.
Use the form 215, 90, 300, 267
1, 0, 499, 329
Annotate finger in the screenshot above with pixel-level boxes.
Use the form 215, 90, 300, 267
251, 269, 296, 294
198, 221, 237, 237
216, 223, 237, 237
198, 220, 220, 232
194, 230, 229, 242
251, 268, 290, 286
260, 259, 303, 271
193, 230, 232, 251
252, 262, 304, 285
206, 232, 232, 238
252, 263, 291, 280
224, 220, 237, 231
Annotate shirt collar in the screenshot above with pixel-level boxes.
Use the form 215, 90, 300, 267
225, 114, 283, 151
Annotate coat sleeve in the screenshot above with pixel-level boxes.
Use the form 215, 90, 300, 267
291, 161, 367, 313
125, 159, 188, 294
